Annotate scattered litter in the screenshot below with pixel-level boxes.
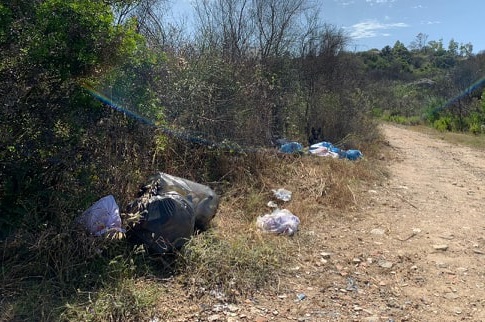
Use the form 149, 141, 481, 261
378, 260, 393, 268
343, 149, 363, 160
77, 195, 125, 236
370, 228, 385, 235
397, 229, 419, 241
296, 293, 306, 301
311, 141, 333, 149
276, 138, 362, 159
439, 234, 454, 240
346, 277, 358, 292
320, 252, 332, 259
257, 209, 300, 236
267, 201, 278, 208
433, 244, 449, 251
272, 188, 292, 202
309, 146, 339, 158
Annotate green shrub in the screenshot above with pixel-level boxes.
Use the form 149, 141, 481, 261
469, 122, 482, 135
466, 113, 484, 134
433, 116, 452, 132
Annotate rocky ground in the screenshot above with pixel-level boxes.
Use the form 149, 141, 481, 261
155, 124, 485, 322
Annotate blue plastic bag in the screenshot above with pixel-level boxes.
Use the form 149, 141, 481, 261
344, 150, 363, 160
279, 142, 303, 154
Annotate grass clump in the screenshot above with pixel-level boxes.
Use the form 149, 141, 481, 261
61, 278, 159, 322
176, 230, 286, 300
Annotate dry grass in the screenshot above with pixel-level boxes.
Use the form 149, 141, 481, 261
61, 277, 160, 322
1, 138, 386, 321
399, 124, 485, 150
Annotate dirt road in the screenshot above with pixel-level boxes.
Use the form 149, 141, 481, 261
356, 124, 485, 321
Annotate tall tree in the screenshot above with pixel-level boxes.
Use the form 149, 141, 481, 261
459, 42, 473, 57
111, 0, 186, 51
194, 0, 252, 62
448, 38, 459, 57
252, 0, 309, 61
409, 32, 428, 52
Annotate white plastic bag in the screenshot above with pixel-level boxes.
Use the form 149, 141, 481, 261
272, 188, 292, 202
77, 195, 125, 236
309, 146, 339, 158
257, 209, 300, 236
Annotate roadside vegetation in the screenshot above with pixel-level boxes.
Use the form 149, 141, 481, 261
1, 0, 484, 321
407, 125, 485, 151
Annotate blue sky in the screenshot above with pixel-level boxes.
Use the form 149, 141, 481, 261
171, 0, 484, 53
322, 0, 484, 52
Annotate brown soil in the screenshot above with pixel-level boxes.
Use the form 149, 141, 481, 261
157, 124, 485, 322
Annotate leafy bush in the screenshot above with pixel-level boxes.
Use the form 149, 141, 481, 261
465, 112, 484, 134
468, 122, 482, 135
433, 116, 452, 132
30, 0, 124, 78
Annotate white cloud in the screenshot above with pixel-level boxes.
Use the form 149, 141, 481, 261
366, 0, 396, 5
334, 0, 355, 6
422, 20, 441, 25
348, 19, 408, 39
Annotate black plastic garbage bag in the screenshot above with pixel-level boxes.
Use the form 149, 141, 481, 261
128, 192, 195, 254
126, 173, 219, 254
145, 172, 220, 230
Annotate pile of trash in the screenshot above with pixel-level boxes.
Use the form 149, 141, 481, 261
308, 141, 363, 160
276, 138, 363, 161
76, 172, 219, 254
